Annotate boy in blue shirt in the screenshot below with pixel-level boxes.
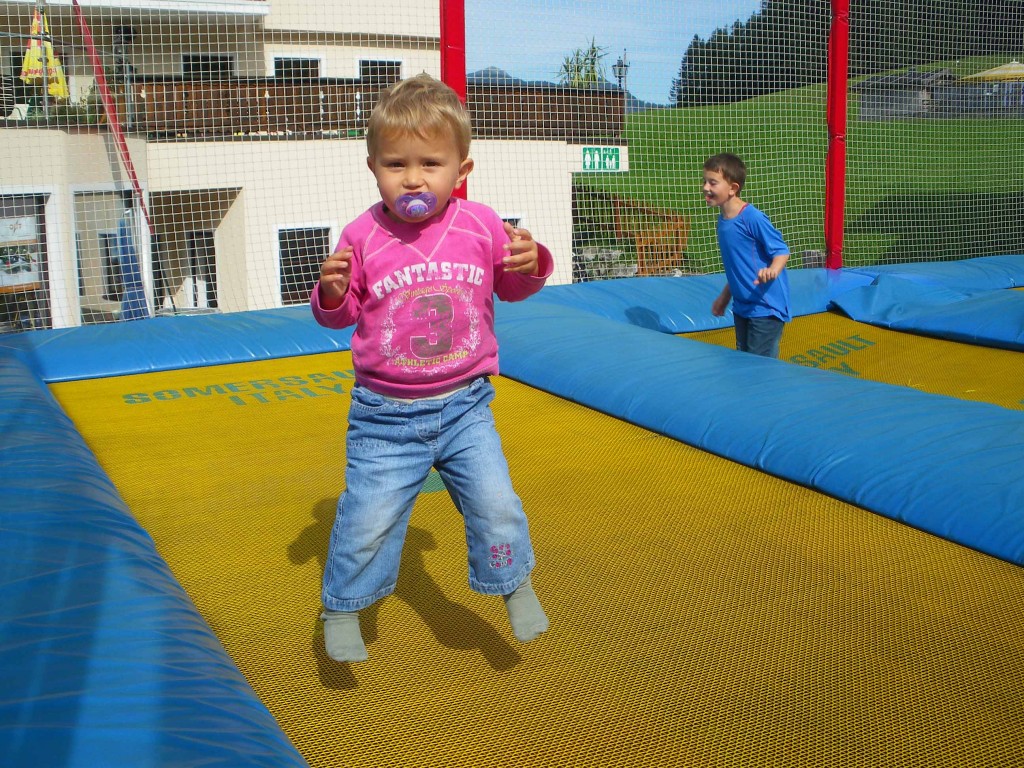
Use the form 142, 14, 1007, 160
703, 153, 791, 358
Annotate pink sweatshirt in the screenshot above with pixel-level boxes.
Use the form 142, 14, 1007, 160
311, 198, 553, 398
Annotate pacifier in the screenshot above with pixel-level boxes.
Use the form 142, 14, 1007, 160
395, 192, 438, 219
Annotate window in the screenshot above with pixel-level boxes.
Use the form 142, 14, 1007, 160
0, 194, 48, 330
98, 232, 123, 301
359, 60, 401, 85
279, 227, 330, 305
75, 233, 84, 296
274, 58, 321, 80
182, 54, 235, 79
4, 52, 31, 106
151, 234, 171, 311
186, 231, 217, 310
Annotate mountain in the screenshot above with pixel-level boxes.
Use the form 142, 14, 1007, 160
467, 67, 665, 113
467, 66, 520, 85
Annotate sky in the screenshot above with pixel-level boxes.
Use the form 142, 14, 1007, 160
466, 0, 763, 105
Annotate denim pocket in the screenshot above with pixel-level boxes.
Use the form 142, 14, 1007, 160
349, 384, 388, 412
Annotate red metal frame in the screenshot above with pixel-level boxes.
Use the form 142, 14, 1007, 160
70, 0, 152, 234
440, 0, 468, 199
825, 0, 849, 269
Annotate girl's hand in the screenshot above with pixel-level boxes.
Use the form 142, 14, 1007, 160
318, 246, 353, 309
502, 222, 540, 275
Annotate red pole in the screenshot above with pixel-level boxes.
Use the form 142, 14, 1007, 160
70, 0, 152, 235
440, 0, 466, 101
824, 0, 849, 269
440, 0, 468, 199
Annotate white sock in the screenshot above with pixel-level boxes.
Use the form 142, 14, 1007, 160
321, 610, 368, 662
502, 576, 549, 643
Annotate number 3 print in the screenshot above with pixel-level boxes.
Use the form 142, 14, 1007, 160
410, 293, 454, 357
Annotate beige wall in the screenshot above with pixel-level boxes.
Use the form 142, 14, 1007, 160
147, 138, 374, 310
216, 190, 247, 313
1, 125, 618, 326
124, 29, 267, 78
1, 129, 150, 327
149, 189, 238, 312
147, 137, 585, 302
471, 141, 581, 285
264, 0, 439, 39
1, 0, 437, 113
0, 0, 616, 328
73, 190, 125, 317
262, 42, 438, 81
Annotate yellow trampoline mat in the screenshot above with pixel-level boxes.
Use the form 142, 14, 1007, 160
687, 310, 1024, 410
50, 352, 1024, 768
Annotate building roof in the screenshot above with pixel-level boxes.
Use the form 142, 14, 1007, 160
852, 67, 956, 93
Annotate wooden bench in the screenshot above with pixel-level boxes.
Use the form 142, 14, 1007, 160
611, 197, 689, 276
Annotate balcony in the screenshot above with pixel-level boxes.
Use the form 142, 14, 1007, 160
3, 76, 626, 142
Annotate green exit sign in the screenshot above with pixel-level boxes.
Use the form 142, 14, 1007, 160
582, 146, 621, 172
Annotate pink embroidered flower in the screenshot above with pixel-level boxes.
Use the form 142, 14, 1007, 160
489, 543, 513, 568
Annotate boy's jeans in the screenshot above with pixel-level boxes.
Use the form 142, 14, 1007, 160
734, 315, 784, 359
322, 377, 535, 612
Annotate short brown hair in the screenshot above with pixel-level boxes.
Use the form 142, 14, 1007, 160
703, 153, 747, 191
366, 73, 472, 160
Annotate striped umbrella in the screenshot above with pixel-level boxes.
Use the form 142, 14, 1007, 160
962, 60, 1024, 82
20, 9, 69, 100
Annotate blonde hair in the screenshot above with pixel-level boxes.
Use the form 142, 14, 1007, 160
366, 73, 472, 160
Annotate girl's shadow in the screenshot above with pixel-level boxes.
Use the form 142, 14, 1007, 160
289, 498, 520, 687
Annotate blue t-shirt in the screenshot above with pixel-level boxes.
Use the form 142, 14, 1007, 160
716, 203, 791, 322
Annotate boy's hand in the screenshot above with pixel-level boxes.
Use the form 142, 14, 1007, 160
502, 223, 539, 275
755, 255, 788, 285
318, 246, 353, 309
712, 285, 731, 317
711, 294, 730, 317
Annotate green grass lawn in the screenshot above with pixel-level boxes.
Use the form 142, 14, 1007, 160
575, 65, 1024, 271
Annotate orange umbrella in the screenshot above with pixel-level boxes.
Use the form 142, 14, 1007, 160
20, 9, 69, 100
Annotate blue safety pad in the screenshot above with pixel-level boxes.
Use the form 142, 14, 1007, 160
4, 255, 1024, 767
848, 253, 1024, 291
533, 268, 874, 332
0, 356, 309, 768
495, 299, 1024, 566
836, 255, 1024, 350
0, 306, 352, 384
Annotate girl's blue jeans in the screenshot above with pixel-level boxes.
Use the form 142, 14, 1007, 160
322, 377, 536, 612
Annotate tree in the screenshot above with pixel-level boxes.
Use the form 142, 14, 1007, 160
671, 0, 1024, 109
557, 38, 607, 88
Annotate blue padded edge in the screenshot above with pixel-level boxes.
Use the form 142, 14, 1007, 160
3, 255, 1024, 766
834, 254, 1024, 350
0, 356, 309, 768
531, 268, 875, 332
0, 305, 353, 384
495, 299, 1024, 567
848, 253, 1024, 291
833, 275, 1024, 351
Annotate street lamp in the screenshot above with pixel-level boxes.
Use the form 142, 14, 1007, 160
612, 50, 629, 129
612, 50, 629, 93
113, 26, 137, 128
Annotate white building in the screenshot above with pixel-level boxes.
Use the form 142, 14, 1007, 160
1, 0, 626, 329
